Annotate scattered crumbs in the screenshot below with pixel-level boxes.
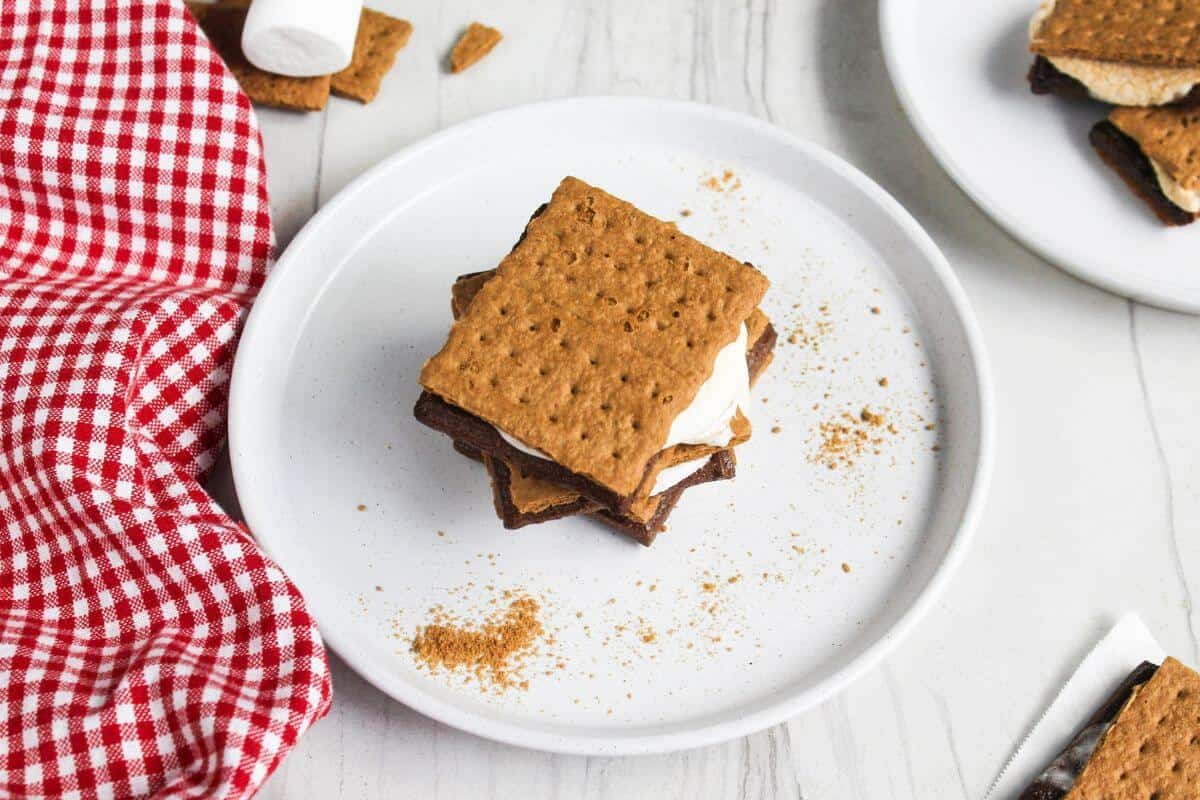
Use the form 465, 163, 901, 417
436, 530, 446, 537
727, 575, 740, 584
841, 563, 852, 574
701, 582, 717, 593
701, 169, 742, 193
374, 585, 383, 592
680, 208, 692, 217
771, 426, 782, 434
878, 377, 889, 387
870, 306, 881, 315
356, 504, 367, 512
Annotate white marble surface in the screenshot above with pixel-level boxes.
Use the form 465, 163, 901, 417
205, 1, 1200, 796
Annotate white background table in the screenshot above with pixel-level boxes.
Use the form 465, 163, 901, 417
205, 1, 1200, 796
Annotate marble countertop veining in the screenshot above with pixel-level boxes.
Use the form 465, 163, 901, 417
204, 1, 1200, 796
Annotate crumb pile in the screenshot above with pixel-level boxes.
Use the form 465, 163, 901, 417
411, 595, 544, 691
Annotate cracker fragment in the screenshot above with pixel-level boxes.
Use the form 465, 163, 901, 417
187, 2, 330, 111
1031, 0, 1200, 68
450, 22, 503, 73
1067, 657, 1200, 799
419, 177, 768, 497
330, 8, 414, 104
1110, 105, 1200, 191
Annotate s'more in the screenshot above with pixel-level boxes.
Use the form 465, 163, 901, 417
1019, 657, 1200, 799
1090, 106, 1200, 225
1028, 0, 1200, 107
447, 269, 777, 544
415, 177, 770, 536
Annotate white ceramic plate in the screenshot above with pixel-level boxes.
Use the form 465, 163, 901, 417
229, 97, 992, 755
880, 0, 1200, 313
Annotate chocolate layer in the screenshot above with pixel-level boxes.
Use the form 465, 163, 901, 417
1018, 661, 1160, 800
1090, 120, 1196, 226
454, 436, 735, 544
1028, 55, 1200, 106
1028, 56, 1090, 100
454, 441, 601, 524
589, 449, 735, 545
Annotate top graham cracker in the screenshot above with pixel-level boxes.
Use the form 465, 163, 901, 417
451, 271, 770, 518
1066, 657, 1200, 800
420, 177, 768, 496
1111, 105, 1200, 190
1031, 0, 1200, 67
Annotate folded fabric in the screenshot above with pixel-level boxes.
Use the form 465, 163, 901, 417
0, 3, 331, 798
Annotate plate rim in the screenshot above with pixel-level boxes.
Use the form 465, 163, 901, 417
878, 0, 1200, 314
229, 96, 995, 755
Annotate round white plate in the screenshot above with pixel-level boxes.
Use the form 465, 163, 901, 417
880, 0, 1200, 313
230, 97, 992, 755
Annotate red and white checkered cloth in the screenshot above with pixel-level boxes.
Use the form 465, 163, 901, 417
0, 2, 332, 797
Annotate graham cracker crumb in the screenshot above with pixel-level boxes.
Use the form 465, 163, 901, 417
411, 596, 543, 692
450, 22, 503, 74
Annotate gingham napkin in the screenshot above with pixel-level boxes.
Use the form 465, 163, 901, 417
0, 2, 331, 797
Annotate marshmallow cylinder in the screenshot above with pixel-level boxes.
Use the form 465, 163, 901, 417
241, 0, 363, 78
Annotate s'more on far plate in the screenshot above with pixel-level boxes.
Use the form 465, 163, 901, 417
1027, 0, 1200, 107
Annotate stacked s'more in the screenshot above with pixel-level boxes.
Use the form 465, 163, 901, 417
415, 177, 776, 546
1028, 0, 1200, 225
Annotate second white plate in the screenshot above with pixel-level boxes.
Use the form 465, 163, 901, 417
881, 0, 1200, 313
230, 98, 992, 755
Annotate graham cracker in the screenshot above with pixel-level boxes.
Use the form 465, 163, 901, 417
450, 22, 503, 73
1067, 657, 1200, 800
1030, 0, 1200, 68
1110, 105, 1200, 191
449, 268, 774, 522
187, 2, 331, 112
419, 177, 769, 497
330, 8, 414, 104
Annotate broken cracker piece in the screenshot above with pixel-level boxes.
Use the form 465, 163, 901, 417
331, 8, 414, 104
450, 22, 503, 73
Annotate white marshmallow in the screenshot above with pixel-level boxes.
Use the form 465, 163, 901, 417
241, 0, 363, 78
